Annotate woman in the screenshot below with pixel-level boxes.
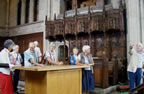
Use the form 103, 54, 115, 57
0, 39, 15, 94
70, 48, 78, 65
76, 45, 95, 94
45, 42, 63, 65
11, 45, 23, 93
128, 43, 144, 91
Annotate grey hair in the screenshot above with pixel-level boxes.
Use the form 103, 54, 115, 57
73, 48, 78, 54
4, 39, 15, 49
13, 45, 19, 50
34, 41, 38, 46
137, 43, 143, 48
29, 42, 35, 47
82, 45, 90, 52
49, 42, 56, 48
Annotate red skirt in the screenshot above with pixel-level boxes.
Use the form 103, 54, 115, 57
0, 72, 13, 94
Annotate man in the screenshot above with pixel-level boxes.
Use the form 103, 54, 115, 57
45, 42, 63, 65
128, 43, 144, 91
24, 42, 43, 67
0, 39, 15, 94
34, 41, 42, 63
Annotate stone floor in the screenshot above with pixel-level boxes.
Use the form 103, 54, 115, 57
17, 81, 129, 94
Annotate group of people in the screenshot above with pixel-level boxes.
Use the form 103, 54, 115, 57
0, 39, 95, 94
70, 47, 95, 94
128, 43, 144, 93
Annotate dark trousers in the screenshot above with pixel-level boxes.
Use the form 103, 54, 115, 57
129, 68, 142, 91
13, 70, 20, 92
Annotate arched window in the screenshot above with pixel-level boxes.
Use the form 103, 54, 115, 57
17, 0, 22, 25
33, 0, 39, 21
25, 0, 30, 23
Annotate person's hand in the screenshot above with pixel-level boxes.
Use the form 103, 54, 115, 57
89, 63, 94, 66
37, 64, 44, 67
57, 62, 63, 65
130, 43, 134, 49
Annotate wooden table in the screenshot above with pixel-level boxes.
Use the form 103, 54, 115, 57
14, 65, 89, 94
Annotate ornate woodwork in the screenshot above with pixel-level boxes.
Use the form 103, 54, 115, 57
46, 8, 127, 88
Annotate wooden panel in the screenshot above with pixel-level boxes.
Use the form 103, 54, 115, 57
93, 64, 103, 86
13, 32, 43, 54
25, 71, 47, 94
24, 69, 82, 94
47, 69, 82, 94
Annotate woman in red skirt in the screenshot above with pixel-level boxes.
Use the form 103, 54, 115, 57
0, 39, 15, 94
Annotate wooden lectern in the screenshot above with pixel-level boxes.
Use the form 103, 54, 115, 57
14, 65, 89, 94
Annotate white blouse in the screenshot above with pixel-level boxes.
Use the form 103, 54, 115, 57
0, 48, 14, 75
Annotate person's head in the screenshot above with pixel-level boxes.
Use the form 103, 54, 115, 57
73, 48, 78, 55
49, 42, 56, 52
34, 41, 39, 47
29, 42, 35, 52
13, 45, 19, 53
82, 45, 91, 55
4, 39, 15, 51
136, 43, 143, 52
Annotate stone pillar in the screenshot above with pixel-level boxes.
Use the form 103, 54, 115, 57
139, 0, 144, 43
21, 0, 25, 24
126, 0, 141, 61
29, 0, 34, 23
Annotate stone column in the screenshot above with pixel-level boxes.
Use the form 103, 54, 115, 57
21, 0, 25, 24
126, 0, 141, 61
139, 0, 144, 43
29, 0, 34, 23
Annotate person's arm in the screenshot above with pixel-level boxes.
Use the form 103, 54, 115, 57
76, 54, 83, 65
47, 55, 63, 65
129, 43, 135, 55
38, 56, 42, 63
76, 59, 84, 65
29, 58, 43, 66
89, 57, 94, 66
24, 52, 43, 66
38, 48, 42, 63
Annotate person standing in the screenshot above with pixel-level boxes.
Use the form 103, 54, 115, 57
24, 42, 43, 67
76, 45, 95, 94
0, 39, 15, 94
70, 48, 79, 65
45, 42, 63, 65
34, 41, 42, 63
11, 45, 23, 93
128, 43, 144, 91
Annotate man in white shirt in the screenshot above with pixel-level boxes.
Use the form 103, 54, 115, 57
128, 43, 144, 91
34, 41, 42, 63
0, 39, 15, 94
